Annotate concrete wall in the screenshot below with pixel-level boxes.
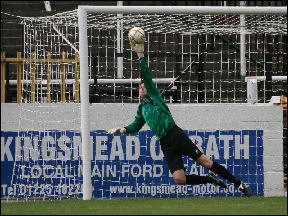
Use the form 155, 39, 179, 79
1, 103, 284, 196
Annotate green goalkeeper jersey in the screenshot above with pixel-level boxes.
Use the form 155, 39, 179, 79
125, 57, 176, 140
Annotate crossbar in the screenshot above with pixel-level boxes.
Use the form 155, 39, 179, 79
79, 6, 287, 15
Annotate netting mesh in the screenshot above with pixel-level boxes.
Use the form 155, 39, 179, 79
18, 9, 287, 103
28, 10, 287, 34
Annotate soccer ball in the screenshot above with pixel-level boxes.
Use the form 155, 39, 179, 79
128, 27, 146, 44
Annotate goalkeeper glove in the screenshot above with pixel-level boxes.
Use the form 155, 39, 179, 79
107, 127, 126, 134
130, 41, 144, 54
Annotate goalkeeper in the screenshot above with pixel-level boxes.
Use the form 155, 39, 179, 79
108, 39, 252, 197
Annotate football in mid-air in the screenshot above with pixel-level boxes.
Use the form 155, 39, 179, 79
128, 27, 146, 44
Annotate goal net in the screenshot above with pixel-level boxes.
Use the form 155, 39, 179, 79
18, 7, 287, 104
1, 6, 287, 200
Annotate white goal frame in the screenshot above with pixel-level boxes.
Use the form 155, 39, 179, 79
77, 5, 287, 200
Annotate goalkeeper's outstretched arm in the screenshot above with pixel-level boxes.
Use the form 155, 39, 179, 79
107, 106, 145, 134
108, 30, 148, 135
130, 39, 160, 97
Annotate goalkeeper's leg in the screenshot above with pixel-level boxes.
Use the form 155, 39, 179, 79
174, 127, 243, 188
170, 125, 252, 197
161, 125, 252, 196
197, 155, 242, 186
164, 153, 227, 188
172, 169, 227, 189
196, 154, 252, 197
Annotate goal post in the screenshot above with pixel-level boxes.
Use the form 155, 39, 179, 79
78, 7, 92, 201
77, 5, 287, 200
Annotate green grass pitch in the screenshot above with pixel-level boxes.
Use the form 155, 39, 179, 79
1, 197, 287, 215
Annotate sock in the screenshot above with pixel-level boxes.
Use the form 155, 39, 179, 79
185, 175, 213, 185
210, 162, 241, 187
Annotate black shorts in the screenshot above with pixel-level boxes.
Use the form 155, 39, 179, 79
159, 125, 203, 174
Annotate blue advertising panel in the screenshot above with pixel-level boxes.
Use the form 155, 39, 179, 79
1, 129, 264, 198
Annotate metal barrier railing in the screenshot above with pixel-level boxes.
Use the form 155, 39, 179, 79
1, 51, 80, 103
